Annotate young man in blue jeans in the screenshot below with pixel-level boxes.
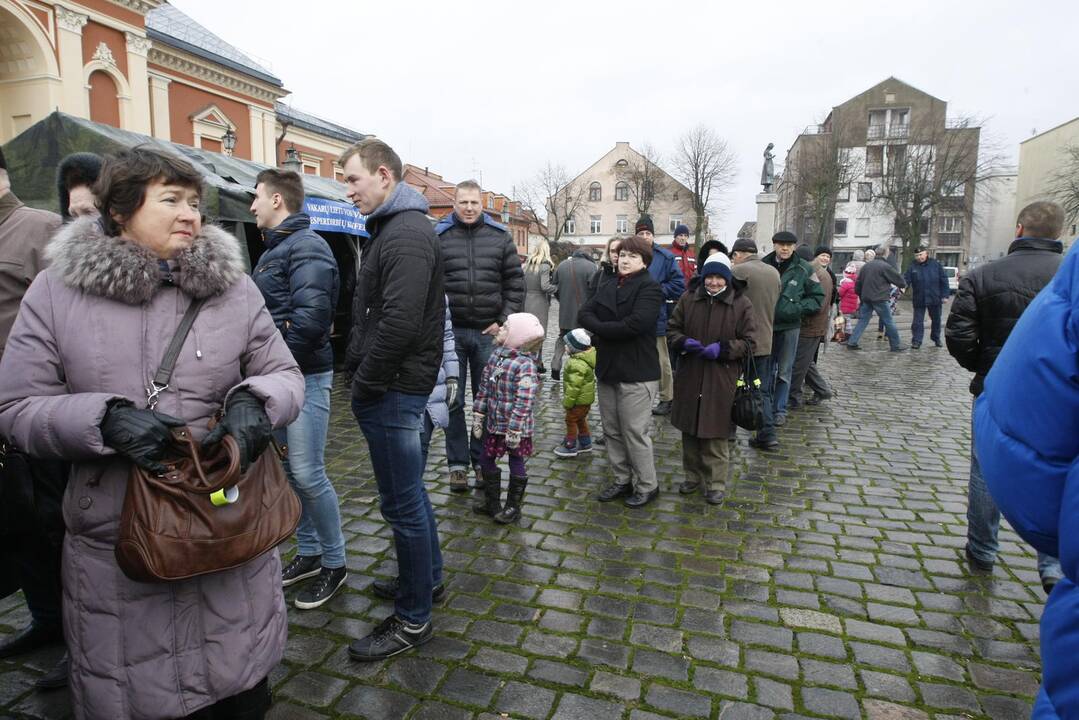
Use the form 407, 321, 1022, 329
846, 243, 907, 351
341, 139, 447, 660
250, 169, 346, 610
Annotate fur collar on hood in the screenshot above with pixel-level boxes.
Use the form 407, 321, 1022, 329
47, 217, 246, 304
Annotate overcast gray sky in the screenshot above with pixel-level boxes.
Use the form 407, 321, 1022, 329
174, 0, 1078, 243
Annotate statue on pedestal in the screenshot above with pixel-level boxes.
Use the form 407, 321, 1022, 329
761, 143, 775, 192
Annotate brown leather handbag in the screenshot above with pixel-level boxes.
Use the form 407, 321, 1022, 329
115, 429, 300, 582
114, 297, 300, 582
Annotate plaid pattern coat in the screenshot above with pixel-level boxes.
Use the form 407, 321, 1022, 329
473, 346, 538, 437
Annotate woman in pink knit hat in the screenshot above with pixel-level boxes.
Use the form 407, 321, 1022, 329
470, 312, 545, 524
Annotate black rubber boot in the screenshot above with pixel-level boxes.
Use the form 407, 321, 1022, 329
472, 470, 502, 516
495, 476, 527, 524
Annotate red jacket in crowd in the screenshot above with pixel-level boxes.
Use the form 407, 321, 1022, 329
671, 242, 696, 281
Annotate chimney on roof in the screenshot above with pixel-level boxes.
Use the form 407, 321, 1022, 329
424, 166, 428, 175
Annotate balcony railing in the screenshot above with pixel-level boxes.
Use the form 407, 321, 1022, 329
865, 162, 883, 177
867, 124, 910, 140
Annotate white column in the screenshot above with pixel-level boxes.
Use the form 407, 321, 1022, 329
55, 6, 88, 118
248, 108, 266, 163
124, 32, 152, 134
263, 111, 278, 165
755, 192, 778, 256
147, 72, 171, 140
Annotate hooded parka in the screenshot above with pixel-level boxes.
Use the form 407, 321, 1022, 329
0, 217, 304, 720
667, 284, 757, 438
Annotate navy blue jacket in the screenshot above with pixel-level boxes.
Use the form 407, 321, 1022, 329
253, 213, 339, 375
648, 243, 685, 336
903, 257, 949, 307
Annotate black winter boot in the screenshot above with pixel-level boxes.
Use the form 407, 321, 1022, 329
472, 470, 502, 516
495, 476, 528, 524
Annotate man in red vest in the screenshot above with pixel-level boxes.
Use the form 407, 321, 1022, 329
670, 223, 696, 281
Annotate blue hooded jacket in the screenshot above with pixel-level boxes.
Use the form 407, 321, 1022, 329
974, 244, 1079, 720
649, 242, 685, 336
252, 213, 339, 375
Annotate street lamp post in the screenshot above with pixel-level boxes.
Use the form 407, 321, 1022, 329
222, 128, 237, 157
282, 144, 302, 175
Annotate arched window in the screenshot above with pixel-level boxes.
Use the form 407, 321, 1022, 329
615, 182, 629, 201
589, 182, 602, 202
88, 71, 121, 127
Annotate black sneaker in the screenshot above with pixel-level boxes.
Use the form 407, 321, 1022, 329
348, 614, 433, 661
371, 576, 446, 604
282, 554, 323, 588
294, 566, 347, 610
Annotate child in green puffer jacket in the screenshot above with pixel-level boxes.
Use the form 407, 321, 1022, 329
554, 329, 596, 458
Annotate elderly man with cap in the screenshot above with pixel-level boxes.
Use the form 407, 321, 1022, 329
847, 243, 907, 351
730, 238, 782, 449
788, 247, 835, 409
761, 232, 823, 427
902, 245, 950, 348
634, 214, 685, 416
668, 253, 756, 504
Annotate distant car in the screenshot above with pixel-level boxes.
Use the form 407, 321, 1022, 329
944, 266, 959, 293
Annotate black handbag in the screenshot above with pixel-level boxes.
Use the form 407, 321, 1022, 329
731, 354, 765, 431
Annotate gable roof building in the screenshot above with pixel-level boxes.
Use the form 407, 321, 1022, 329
551, 142, 695, 249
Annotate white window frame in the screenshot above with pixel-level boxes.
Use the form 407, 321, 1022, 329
616, 215, 628, 234
590, 215, 602, 234
669, 215, 684, 233
564, 218, 576, 234
939, 216, 963, 234
615, 182, 629, 201
834, 218, 848, 236
589, 182, 602, 202
857, 182, 872, 202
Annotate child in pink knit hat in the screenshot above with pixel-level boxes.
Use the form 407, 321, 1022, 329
471, 313, 544, 524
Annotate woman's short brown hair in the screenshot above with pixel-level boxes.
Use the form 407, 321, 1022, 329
618, 234, 653, 267
94, 146, 204, 236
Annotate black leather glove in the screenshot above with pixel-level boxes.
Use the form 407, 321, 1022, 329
201, 389, 272, 472
100, 401, 187, 475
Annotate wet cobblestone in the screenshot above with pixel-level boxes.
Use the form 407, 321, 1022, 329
0, 304, 1048, 718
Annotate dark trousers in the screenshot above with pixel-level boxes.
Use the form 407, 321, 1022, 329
353, 391, 441, 624
751, 354, 777, 443
446, 327, 494, 471
911, 304, 943, 345
789, 335, 831, 406
184, 678, 271, 719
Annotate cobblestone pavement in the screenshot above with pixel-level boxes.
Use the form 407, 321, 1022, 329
0, 304, 1047, 719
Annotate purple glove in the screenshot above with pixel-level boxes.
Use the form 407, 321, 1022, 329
700, 342, 722, 360
682, 338, 704, 354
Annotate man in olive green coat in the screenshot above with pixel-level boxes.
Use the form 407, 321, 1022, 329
761, 232, 823, 428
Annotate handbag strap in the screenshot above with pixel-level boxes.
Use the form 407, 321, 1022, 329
146, 298, 206, 409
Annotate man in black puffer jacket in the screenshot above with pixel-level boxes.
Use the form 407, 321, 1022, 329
945, 200, 1065, 586
251, 169, 347, 611
341, 139, 445, 661
435, 180, 525, 491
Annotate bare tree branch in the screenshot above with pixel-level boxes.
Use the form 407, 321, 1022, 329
873, 115, 1003, 269
616, 142, 669, 216
671, 125, 738, 246
778, 125, 864, 248
517, 161, 588, 261
1050, 142, 1079, 222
